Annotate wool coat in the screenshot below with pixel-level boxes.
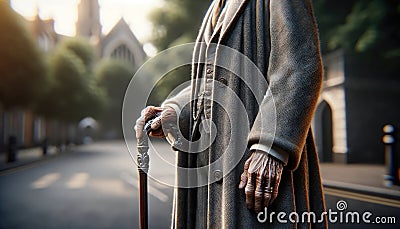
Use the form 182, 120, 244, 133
162, 0, 327, 228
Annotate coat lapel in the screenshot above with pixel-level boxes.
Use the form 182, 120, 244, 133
210, 0, 249, 42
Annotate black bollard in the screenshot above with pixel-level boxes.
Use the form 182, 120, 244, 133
7, 136, 17, 163
42, 138, 48, 156
382, 125, 399, 186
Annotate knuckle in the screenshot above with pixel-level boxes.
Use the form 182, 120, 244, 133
263, 174, 271, 182
246, 176, 252, 184
256, 173, 264, 182
254, 191, 263, 198
264, 193, 271, 201
245, 187, 253, 195
255, 184, 262, 191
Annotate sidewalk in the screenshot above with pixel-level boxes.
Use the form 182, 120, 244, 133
320, 163, 400, 200
0, 146, 61, 172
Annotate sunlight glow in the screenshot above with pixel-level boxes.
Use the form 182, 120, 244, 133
10, 0, 164, 43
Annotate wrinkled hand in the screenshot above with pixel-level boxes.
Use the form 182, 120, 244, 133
238, 150, 283, 212
135, 106, 177, 139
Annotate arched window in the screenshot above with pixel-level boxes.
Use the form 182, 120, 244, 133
110, 44, 135, 66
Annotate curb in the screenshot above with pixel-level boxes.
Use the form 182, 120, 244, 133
323, 180, 400, 201
0, 148, 71, 175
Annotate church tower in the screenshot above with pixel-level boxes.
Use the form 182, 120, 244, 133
75, 0, 101, 40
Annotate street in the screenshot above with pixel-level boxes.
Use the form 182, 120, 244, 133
0, 141, 175, 229
1, 141, 399, 229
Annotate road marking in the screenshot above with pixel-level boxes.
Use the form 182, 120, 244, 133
31, 173, 61, 189
324, 187, 400, 208
90, 179, 132, 197
120, 172, 169, 202
66, 173, 90, 189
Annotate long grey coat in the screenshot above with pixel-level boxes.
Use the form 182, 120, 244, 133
163, 0, 327, 228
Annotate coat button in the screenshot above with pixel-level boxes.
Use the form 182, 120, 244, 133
218, 78, 227, 86
206, 68, 213, 74
214, 170, 223, 182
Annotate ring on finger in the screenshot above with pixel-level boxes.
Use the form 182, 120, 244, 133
265, 186, 273, 193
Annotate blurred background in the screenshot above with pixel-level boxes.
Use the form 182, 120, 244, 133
0, 0, 399, 228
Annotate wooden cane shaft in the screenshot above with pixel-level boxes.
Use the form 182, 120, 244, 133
139, 169, 148, 229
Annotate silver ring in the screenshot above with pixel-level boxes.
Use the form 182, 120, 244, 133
265, 186, 273, 193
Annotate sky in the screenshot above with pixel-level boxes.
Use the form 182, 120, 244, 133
10, 0, 164, 44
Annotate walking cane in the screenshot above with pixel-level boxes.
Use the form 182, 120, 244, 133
137, 120, 151, 229
136, 113, 181, 229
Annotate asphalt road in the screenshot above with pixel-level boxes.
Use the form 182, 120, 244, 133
1, 140, 398, 228
0, 140, 175, 229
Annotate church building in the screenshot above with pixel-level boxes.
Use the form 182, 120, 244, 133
75, 0, 147, 67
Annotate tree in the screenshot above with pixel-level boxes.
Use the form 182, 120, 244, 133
313, 0, 400, 60
95, 59, 135, 137
312, 0, 354, 53
58, 37, 97, 70
313, 0, 400, 77
146, 0, 211, 107
0, 2, 48, 109
146, 48, 192, 106
149, 0, 211, 50
36, 38, 106, 122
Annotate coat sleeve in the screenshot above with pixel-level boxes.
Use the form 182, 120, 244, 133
247, 0, 323, 171
161, 85, 192, 139
161, 85, 192, 112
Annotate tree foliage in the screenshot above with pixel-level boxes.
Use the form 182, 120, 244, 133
36, 38, 106, 122
313, 0, 400, 61
146, 47, 192, 106
59, 37, 97, 69
313, 0, 400, 77
95, 59, 135, 135
146, 0, 211, 107
0, 2, 48, 109
149, 0, 211, 50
